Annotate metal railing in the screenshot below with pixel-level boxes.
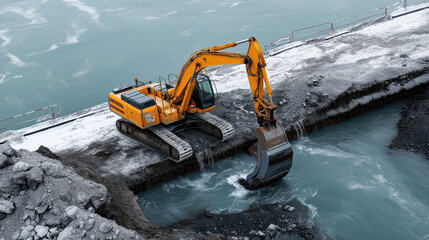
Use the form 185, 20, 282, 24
265, 0, 428, 53
0, 104, 61, 132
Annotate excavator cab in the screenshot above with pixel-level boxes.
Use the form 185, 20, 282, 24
192, 74, 215, 110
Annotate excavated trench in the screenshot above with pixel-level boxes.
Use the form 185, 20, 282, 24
126, 68, 429, 193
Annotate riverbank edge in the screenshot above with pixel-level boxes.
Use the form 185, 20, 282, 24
128, 69, 429, 193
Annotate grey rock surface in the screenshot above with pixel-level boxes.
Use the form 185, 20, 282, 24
0, 200, 15, 215
0, 143, 144, 240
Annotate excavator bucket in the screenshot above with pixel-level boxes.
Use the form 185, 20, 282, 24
239, 122, 293, 190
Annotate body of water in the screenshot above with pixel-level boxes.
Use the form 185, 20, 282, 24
1, 0, 397, 129
138, 101, 429, 240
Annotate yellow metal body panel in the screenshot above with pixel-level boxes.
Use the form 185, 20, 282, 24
108, 90, 160, 129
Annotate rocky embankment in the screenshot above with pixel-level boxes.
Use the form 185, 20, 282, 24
390, 86, 429, 159
0, 142, 144, 240
172, 199, 327, 240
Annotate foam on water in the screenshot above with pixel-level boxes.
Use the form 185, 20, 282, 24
226, 174, 248, 198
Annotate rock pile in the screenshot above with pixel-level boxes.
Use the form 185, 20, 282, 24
0, 142, 142, 240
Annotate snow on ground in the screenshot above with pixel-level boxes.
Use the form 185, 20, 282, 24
210, 5, 429, 93
1, 6, 428, 177
14, 109, 119, 152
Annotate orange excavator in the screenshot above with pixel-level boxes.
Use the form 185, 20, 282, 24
108, 37, 293, 189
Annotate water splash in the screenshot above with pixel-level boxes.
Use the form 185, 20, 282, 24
195, 149, 215, 171
293, 119, 306, 138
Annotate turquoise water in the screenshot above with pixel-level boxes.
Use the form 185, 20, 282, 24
0, 0, 396, 129
138, 101, 429, 240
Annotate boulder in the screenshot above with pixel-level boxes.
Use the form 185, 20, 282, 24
35, 225, 48, 238
266, 224, 278, 232
41, 161, 65, 178
0, 199, 15, 215
35, 205, 48, 215
64, 206, 80, 220
19, 225, 34, 240
0, 143, 16, 157
13, 167, 44, 190
99, 222, 113, 234
0, 178, 18, 195
0, 154, 13, 169
12, 161, 31, 173
57, 226, 73, 240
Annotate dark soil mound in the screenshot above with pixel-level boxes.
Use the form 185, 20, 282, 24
390, 87, 429, 159
173, 199, 329, 240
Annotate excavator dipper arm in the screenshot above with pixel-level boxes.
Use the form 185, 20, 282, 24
171, 37, 293, 190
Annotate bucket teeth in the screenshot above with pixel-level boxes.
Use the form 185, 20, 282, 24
239, 122, 293, 190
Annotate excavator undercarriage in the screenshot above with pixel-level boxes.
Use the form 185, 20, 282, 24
116, 112, 235, 162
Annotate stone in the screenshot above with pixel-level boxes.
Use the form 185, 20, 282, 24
0, 143, 16, 157
85, 218, 95, 231
0, 199, 15, 215
0, 154, 13, 169
77, 192, 89, 205
27, 210, 36, 220
65, 206, 79, 219
35, 225, 48, 238
12, 161, 31, 173
248, 230, 257, 236
13, 168, 44, 190
288, 206, 295, 212
19, 225, 34, 240
99, 222, 112, 234
35, 205, 48, 214
256, 231, 265, 237
12, 231, 20, 240
40, 161, 65, 178
0, 179, 18, 195
266, 224, 278, 232
46, 215, 61, 226
57, 226, 73, 240
78, 220, 84, 229
49, 228, 60, 237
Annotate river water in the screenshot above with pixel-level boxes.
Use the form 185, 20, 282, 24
138, 101, 429, 240
1, 0, 398, 129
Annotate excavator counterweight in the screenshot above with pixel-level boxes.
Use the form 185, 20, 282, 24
108, 37, 293, 190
